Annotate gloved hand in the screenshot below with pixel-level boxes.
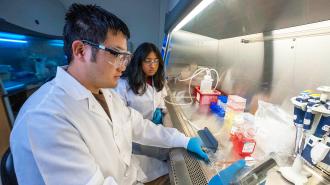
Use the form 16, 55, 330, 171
152, 108, 163, 125
187, 137, 209, 161
208, 159, 246, 185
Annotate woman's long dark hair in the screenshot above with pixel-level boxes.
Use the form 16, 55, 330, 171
122, 42, 165, 95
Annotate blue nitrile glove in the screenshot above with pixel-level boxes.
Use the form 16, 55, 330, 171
187, 137, 209, 161
152, 108, 163, 125
208, 159, 246, 185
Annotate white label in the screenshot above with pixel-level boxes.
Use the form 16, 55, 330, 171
196, 93, 200, 101
242, 142, 255, 153
304, 119, 311, 125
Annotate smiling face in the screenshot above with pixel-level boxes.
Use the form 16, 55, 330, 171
142, 51, 159, 77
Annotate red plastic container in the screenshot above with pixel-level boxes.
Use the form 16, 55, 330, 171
232, 132, 256, 157
195, 86, 221, 105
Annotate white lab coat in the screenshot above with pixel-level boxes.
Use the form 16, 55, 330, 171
115, 78, 169, 182
115, 78, 167, 121
10, 67, 189, 185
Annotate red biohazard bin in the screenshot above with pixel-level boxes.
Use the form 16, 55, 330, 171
195, 86, 221, 105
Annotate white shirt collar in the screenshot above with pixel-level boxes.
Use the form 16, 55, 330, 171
54, 66, 91, 100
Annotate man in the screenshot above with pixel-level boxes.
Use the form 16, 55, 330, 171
10, 3, 244, 185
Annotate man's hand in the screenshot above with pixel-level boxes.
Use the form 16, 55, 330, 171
187, 137, 209, 161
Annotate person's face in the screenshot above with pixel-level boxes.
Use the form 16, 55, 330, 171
87, 31, 128, 88
142, 52, 159, 77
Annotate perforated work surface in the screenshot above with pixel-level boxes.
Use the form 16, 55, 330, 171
169, 149, 208, 185
169, 152, 179, 185
182, 151, 208, 185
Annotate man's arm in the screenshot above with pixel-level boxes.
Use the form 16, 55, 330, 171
23, 111, 118, 185
129, 107, 189, 148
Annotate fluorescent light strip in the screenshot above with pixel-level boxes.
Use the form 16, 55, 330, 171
50, 43, 64, 47
49, 40, 64, 47
0, 32, 26, 40
172, 0, 215, 32
5, 84, 25, 91
0, 38, 28, 43
49, 39, 64, 44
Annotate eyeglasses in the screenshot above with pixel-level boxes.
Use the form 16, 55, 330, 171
143, 59, 160, 66
81, 40, 132, 68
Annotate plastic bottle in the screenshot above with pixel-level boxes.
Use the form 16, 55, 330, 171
231, 113, 256, 157
232, 132, 256, 157
230, 114, 244, 136
200, 70, 213, 93
224, 95, 246, 129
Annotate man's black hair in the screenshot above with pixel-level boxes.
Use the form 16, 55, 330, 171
122, 42, 165, 94
63, 3, 130, 63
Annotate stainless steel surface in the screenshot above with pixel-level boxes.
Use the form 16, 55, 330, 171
165, 81, 263, 181
265, 161, 330, 185
165, 81, 330, 184
166, 24, 330, 114
169, 149, 194, 185
165, 1, 330, 181
165, 92, 208, 185
169, 149, 208, 185
182, 0, 330, 40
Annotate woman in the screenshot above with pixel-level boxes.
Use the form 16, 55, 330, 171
115, 42, 169, 184
117, 42, 167, 123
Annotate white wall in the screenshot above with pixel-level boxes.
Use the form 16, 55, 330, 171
0, 0, 169, 50
0, 0, 66, 36
59, 0, 166, 50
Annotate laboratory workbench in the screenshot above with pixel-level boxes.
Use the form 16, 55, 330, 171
164, 81, 330, 185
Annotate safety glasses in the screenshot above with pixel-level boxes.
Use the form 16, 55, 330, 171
143, 59, 160, 66
81, 40, 132, 68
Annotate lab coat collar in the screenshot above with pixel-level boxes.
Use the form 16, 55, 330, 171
55, 67, 114, 117
54, 66, 91, 100
54, 66, 114, 122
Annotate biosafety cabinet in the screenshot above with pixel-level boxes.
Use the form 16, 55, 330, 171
163, 0, 330, 184
0, 19, 66, 156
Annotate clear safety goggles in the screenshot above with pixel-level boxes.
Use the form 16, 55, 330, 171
143, 59, 160, 66
81, 40, 132, 68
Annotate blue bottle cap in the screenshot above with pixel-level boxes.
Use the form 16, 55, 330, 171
210, 103, 225, 117
218, 95, 228, 103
